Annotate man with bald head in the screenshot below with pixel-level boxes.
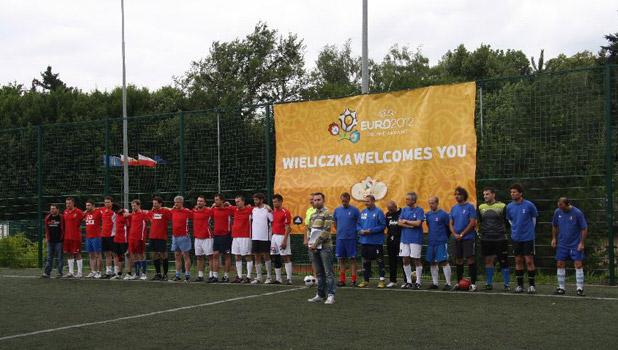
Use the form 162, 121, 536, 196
385, 200, 403, 288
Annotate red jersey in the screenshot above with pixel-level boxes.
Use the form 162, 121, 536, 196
113, 210, 128, 243
171, 207, 193, 237
84, 209, 102, 238
147, 208, 172, 240
100, 207, 115, 237
192, 207, 212, 239
272, 207, 292, 235
128, 210, 148, 241
63, 208, 84, 241
212, 206, 233, 236
231, 206, 252, 238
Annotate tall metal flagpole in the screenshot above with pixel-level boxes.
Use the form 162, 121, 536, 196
361, 0, 369, 94
121, 0, 129, 209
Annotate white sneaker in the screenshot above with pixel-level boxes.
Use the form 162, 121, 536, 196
324, 294, 335, 304
62, 273, 74, 278
386, 282, 396, 288
123, 274, 133, 280
139, 274, 147, 280
515, 285, 524, 293
110, 274, 121, 280
307, 294, 323, 303
86, 272, 96, 278
527, 286, 536, 294
469, 284, 477, 292
74, 273, 83, 278
251, 278, 261, 284
94, 272, 102, 279
264, 278, 273, 284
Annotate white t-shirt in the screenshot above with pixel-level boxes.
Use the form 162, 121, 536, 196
251, 206, 273, 241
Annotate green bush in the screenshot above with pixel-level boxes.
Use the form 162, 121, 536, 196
0, 233, 39, 268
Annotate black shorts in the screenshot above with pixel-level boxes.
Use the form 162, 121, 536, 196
454, 239, 475, 259
252, 240, 271, 254
213, 235, 232, 254
102, 237, 115, 252
361, 244, 384, 260
481, 240, 509, 257
113, 242, 128, 256
149, 239, 167, 253
513, 240, 535, 256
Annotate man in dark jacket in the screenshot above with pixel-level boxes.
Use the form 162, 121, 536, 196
43, 204, 64, 278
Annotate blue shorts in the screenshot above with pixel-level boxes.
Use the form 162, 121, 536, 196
171, 235, 192, 253
336, 239, 357, 258
86, 237, 102, 253
426, 243, 448, 263
555, 245, 584, 262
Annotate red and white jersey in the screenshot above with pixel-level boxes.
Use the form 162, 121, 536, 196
231, 206, 252, 238
84, 209, 102, 239
113, 210, 128, 243
192, 207, 213, 239
63, 208, 84, 241
171, 207, 193, 237
272, 207, 291, 235
100, 207, 115, 238
128, 210, 148, 241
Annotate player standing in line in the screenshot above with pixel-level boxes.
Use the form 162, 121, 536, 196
506, 184, 539, 294
271, 194, 294, 285
212, 194, 234, 282
333, 192, 360, 287
356, 195, 387, 288
552, 197, 588, 296
478, 188, 511, 291
100, 196, 116, 278
425, 196, 452, 290
306, 192, 336, 304
193, 195, 214, 282
62, 197, 84, 278
42, 204, 64, 278
170, 195, 194, 282
230, 195, 254, 283
110, 204, 129, 279
398, 192, 425, 289
450, 187, 478, 291
147, 196, 172, 281
124, 199, 148, 280
84, 199, 103, 278
251, 193, 274, 284
385, 200, 404, 288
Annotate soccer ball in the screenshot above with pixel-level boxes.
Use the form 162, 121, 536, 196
411, 271, 417, 280
458, 278, 471, 290
304, 275, 316, 287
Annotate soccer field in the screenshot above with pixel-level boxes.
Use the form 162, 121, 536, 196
1, 269, 618, 350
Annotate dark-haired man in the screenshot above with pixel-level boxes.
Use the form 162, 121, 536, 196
450, 187, 478, 291
43, 204, 64, 278
100, 196, 116, 278
552, 197, 587, 296
333, 192, 360, 287
147, 196, 172, 280
478, 188, 510, 291
63, 197, 84, 278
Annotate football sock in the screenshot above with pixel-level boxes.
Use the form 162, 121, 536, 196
256, 263, 263, 280
142, 260, 147, 274
516, 269, 524, 287
456, 264, 464, 282
285, 262, 293, 280
68, 259, 75, 274
154, 259, 161, 274
175, 271, 180, 278
469, 263, 477, 284
213, 271, 219, 279
275, 268, 282, 281
485, 266, 495, 285
339, 270, 346, 282
162, 259, 169, 275
363, 260, 371, 281
247, 261, 254, 279
198, 270, 204, 278
576, 268, 584, 290
76, 259, 83, 274
403, 264, 412, 284
106, 265, 112, 274
415, 265, 423, 284
557, 267, 566, 289
114, 265, 120, 274
430, 265, 439, 285
236, 261, 243, 278
443, 264, 452, 285
528, 269, 536, 287
501, 267, 510, 287
265, 260, 272, 279
224, 272, 229, 278
351, 273, 357, 283
209, 270, 214, 278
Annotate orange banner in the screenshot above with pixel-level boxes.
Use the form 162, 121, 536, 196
274, 82, 477, 232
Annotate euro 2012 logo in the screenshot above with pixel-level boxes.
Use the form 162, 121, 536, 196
328, 108, 361, 143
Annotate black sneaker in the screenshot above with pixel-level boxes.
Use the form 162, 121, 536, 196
401, 283, 412, 289
273, 280, 282, 285
485, 284, 493, 291
161, 274, 168, 281
286, 279, 293, 285
451, 284, 460, 291
428, 284, 439, 290
576, 288, 585, 296
242, 277, 251, 283
172, 275, 182, 282
151, 274, 162, 281
413, 283, 421, 290
195, 276, 204, 282
443, 284, 452, 291
208, 277, 218, 283
503, 285, 511, 292
555, 287, 566, 295
336, 281, 346, 287
41, 274, 50, 279
351, 281, 357, 287
222, 276, 230, 283
231, 276, 242, 283
185, 275, 191, 282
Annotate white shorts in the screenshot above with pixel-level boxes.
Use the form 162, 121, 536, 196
231, 237, 252, 256
195, 238, 214, 256
399, 243, 422, 259
270, 234, 292, 256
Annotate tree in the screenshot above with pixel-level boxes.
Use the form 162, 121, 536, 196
304, 40, 362, 99
530, 49, 545, 73
370, 45, 432, 92
31, 66, 67, 92
598, 32, 618, 64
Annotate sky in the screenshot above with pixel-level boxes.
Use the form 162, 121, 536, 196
1, 0, 615, 91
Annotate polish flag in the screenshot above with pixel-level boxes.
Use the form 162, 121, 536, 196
137, 154, 157, 168
120, 154, 139, 166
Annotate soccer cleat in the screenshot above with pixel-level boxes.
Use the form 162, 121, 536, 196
194, 276, 204, 282
428, 284, 439, 290
231, 276, 242, 283
443, 284, 452, 291
242, 277, 251, 284
514, 286, 524, 293
503, 285, 511, 292
273, 280, 282, 285
554, 287, 566, 295
377, 280, 386, 288
357, 281, 369, 288
94, 272, 102, 279
351, 281, 357, 287
264, 278, 273, 284
307, 294, 323, 303
469, 284, 477, 292
86, 272, 96, 278
451, 284, 460, 291
41, 273, 50, 278
336, 281, 346, 287
413, 283, 422, 290
110, 274, 121, 280
286, 279, 293, 285
185, 275, 191, 282
139, 274, 147, 281
485, 284, 493, 291
74, 273, 83, 278
401, 283, 412, 289
62, 273, 74, 278
324, 294, 335, 304
527, 286, 536, 294
55, 273, 63, 279
123, 274, 132, 280
171, 275, 182, 282
576, 288, 585, 296
103, 273, 112, 279
161, 274, 168, 281
386, 282, 396, 288
151, 274, 162, 281
221, 276, 230, 283
251, 278, 261, 284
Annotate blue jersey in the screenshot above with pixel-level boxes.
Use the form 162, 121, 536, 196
399, 206, 425, 244
506, 200, 538, 242
552, 206, 587, 248
449, 203, 477, 240
426, 209, 450, 245
357, 207, 386, 245
333, 205, 360, 240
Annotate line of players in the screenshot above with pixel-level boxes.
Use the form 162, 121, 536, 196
43, 193, 295, 284
314, 184, 587, 296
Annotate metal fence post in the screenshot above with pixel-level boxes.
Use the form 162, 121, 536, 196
179, 111, 186, 197
265, 105, 273, 204
37, 125, 43, 268
605, 65, 615, 285
104, 117, 110, 196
